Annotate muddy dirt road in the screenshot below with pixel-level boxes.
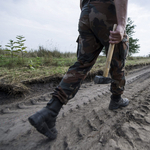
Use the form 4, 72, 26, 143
1, 65, 150, 150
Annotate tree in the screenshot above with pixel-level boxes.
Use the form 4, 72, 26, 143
102, 18, 140, 56
15, 35, 27, 60
126, 17, 140, 56
5, 39, 18, 61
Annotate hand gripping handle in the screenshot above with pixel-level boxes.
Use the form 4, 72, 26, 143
103, 24, 117, 77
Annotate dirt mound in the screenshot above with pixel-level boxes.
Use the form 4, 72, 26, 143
0, 63, 149, 98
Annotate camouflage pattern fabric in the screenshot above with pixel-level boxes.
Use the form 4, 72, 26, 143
52, 0, 129, 104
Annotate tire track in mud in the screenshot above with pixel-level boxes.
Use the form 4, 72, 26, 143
1, 65, 150, 150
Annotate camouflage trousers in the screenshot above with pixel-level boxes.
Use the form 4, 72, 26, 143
52, 0, 129, 104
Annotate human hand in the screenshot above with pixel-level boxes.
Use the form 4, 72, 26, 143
109, 25, 125, 44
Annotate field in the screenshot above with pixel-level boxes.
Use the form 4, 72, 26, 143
1, 47, 150, 96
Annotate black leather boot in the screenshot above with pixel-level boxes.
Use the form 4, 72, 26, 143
109, 95, 129, 110
28, 98, 63, 140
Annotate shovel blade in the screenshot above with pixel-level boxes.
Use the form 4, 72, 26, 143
94, 75, 113, 84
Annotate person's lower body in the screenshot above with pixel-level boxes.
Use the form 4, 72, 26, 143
28, 0, 129, 139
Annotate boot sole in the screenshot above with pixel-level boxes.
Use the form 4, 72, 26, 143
109, 102, 129, 110
28, 117, 57, 140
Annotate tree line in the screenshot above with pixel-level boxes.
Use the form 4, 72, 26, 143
0, 18, 140, 58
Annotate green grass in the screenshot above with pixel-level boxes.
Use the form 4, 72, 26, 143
0, 66, 68, 84
1, 47, 150, 94
126, 57, 150, 66
1, 55, 150, 85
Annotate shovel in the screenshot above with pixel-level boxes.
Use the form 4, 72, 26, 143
94, 24, 117, 84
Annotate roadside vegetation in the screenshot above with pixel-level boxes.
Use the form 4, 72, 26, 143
0, 18, 149, 95
1, 45, 150, 95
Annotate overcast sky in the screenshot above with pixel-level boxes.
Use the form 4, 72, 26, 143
0, 0, 150, 56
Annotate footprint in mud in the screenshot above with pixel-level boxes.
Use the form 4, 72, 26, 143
127, 110, 146, 124
75, 115, 97, 137
92, 109, 104, 126
139, 105, 150, 114
76, 128, 84, 140
129, 126, 139, 138
115, 124, 135, 148
1, 108, 16, 114
99, 133, 108, 146
145, 113, 150, 124
105, 139, 119, 150
143, 101, 150, 106
17, 103, 31, 109
4, 128, 11, 134
116, 117, 150, 149
87, 120, 98, 131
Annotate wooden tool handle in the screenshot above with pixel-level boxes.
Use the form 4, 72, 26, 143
103, 24, 117, 77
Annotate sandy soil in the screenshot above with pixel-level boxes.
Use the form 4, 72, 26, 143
1, 65, 150, 150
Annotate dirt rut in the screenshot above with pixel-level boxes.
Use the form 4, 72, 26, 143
1, 65, 150, 150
